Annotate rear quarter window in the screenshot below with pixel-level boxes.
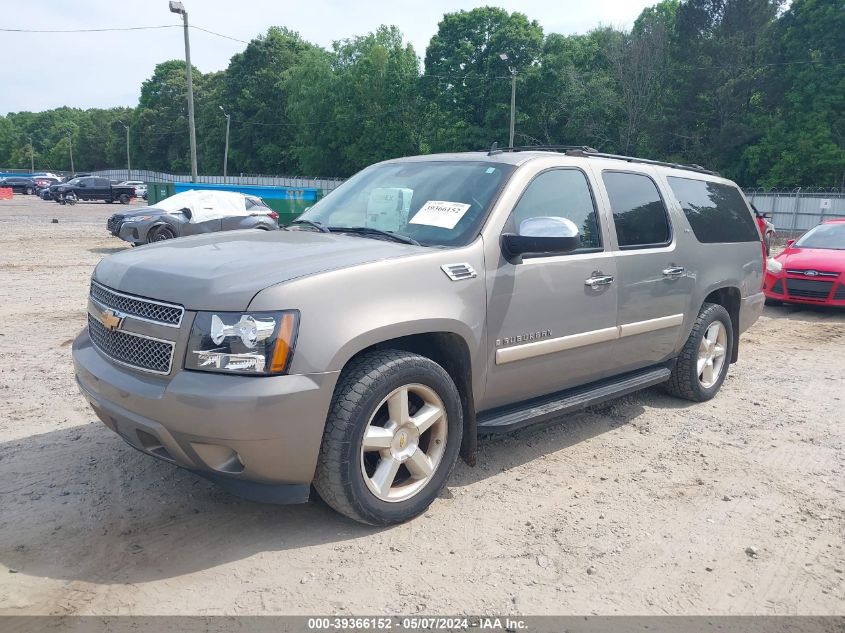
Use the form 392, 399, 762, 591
667, 177, 759, 243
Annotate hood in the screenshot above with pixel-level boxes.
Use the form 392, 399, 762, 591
777, 246, 845, 273
117, 208, 172, 219
93, 229, 425, 311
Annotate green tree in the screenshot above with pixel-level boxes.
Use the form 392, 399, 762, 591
221, 27, 316, 175
286, 26, 421, 176
133, 59, 205, 172
520, 29, 623, 150
423, 7, 544, 151
742, 0, 845, 187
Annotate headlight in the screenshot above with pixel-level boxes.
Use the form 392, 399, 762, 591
766, 258, 783, 274
185, 310, 299, 375
122, 215, 153, 223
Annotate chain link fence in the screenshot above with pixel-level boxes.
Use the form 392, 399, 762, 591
89, 169, 345, 195
744, 188, 845, 237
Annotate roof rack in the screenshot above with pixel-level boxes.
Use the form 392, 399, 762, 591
484, 144, 720, 176
564, 148, 720, 176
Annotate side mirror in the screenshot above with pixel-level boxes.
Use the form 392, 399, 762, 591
786, 238, 795, 248
501, 217, 581, 264
181, 207, 192, 220
78, 182, 86, 187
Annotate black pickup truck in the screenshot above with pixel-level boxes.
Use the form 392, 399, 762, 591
51, 176, 136, 205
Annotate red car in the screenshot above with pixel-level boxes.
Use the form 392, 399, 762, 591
764, 218, 845, 307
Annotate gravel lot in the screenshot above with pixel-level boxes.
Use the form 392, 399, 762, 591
0, 195, 842, 616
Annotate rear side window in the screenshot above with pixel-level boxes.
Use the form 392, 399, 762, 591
602, 171, 671, 249
667, 177, 759, 243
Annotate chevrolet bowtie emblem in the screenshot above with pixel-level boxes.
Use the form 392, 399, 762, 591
100, 309, 123, 331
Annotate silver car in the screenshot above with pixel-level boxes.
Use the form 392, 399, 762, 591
73, 148, 765, 525
106, 189, 279, 245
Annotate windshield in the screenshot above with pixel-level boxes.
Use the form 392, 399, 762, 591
795, 223, 845, 250
297, 160, 515, 247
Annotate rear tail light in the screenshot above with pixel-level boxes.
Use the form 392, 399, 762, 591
268, 211, 279, 220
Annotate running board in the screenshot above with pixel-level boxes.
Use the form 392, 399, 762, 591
477, 366, 671, 434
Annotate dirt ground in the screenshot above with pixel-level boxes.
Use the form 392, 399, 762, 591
0, 195, 842, 616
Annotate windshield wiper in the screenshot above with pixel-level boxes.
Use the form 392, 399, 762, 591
328, 226, 421, 246
286, 219, 330, 233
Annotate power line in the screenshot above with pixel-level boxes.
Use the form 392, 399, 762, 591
190, 25, 248, 44
0, 25, 179, 33
0, 23, 248, 43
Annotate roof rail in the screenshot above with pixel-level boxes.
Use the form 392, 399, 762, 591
481, 144, 719, 176
563, 148, 720, 176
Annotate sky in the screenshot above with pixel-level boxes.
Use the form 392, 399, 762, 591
1, 0, 658, 115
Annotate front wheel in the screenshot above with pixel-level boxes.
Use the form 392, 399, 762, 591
314, 350, 463, 525
664, 303, 733, 402
150, 225, 175, 242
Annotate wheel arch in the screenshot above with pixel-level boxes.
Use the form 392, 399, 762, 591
337, 330, 478, 466
702, 285, 741, 363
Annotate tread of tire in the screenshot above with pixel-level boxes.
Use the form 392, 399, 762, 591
664, 302, 728, 402
313, 350, 451, 525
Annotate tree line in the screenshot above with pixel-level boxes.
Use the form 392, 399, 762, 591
0, 0, 842, 188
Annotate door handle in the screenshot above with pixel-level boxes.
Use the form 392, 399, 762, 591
585, 274, 614, 290
662, 266, 685, 278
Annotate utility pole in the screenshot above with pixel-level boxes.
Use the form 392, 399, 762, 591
499, 53, 516, 148
118, 120, 131, 180
28, 136, 34, 173
68, 133, 74, 173
219, 105, 231, 180
170, 1, 198, 182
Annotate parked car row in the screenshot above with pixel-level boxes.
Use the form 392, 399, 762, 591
0, 174, 146, 203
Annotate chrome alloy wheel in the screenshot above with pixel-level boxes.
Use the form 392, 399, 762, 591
360, 383, 448, 503
697, 321, 727, 388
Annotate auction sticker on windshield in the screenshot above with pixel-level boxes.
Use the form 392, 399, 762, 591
409, 201, 471, 230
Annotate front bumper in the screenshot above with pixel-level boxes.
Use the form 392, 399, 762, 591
764, 272, 845, 307
116, 221, 154, 244
72, 327, 339, 504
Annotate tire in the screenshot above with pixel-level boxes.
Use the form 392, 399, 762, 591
664, 303, 733, 402
106, 199, 113, 204
150, 225, 175, 242
313, 350, 463, 525
25, 187, 33, 195
118, 193, 130, 204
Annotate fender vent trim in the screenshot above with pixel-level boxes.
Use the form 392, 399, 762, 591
441, 263, 477, 281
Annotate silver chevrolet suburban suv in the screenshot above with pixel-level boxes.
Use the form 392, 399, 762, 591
72, 148, 765, 525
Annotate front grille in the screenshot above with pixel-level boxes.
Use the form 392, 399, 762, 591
88, 314, 174, 374
107, 215, 125, 234
785, 278, 834, 300
835, 285, 845, 301
770, 278, 783, 294
90, 281, 183, 327
785, 269, 839, 278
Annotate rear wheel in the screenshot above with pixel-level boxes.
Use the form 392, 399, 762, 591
665, 303, 733, 402
118, 193, 130, 204
314, 350, 463, 525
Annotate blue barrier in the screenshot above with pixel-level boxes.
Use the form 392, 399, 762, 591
172, 182, 321, 201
